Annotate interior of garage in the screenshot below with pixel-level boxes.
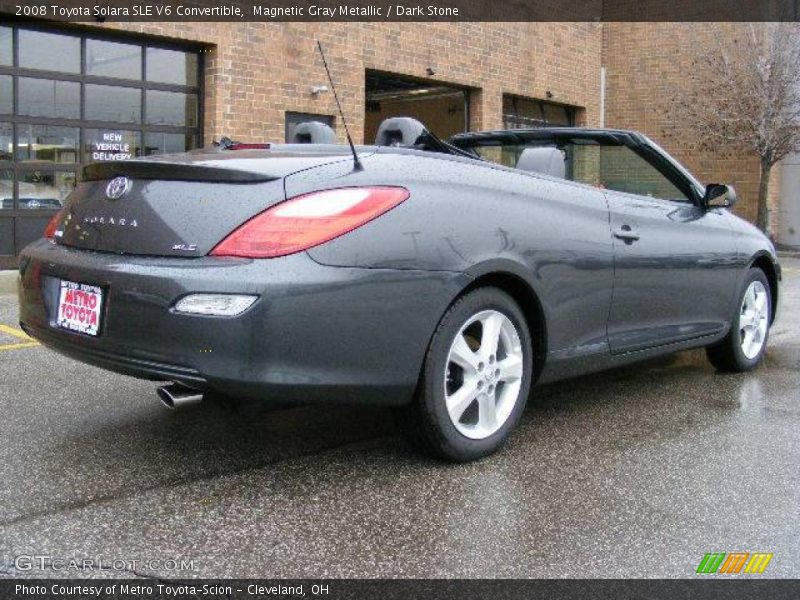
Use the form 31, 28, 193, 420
363, 70, 470, 143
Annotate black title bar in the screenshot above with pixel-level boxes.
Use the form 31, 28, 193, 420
1, 0, 799, 22
3, 579, 800, 600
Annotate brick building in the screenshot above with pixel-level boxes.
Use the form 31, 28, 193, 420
0, 19, 788, 267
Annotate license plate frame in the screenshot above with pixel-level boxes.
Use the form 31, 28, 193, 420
56, 280, 104, 337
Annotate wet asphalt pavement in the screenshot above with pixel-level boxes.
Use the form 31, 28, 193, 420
0, 258, 798, 579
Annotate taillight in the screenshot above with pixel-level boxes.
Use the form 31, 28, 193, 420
44, 209, 66, 239
210, 186, 409, 259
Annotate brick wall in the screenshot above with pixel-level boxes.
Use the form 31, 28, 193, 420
90, 22, 603, 145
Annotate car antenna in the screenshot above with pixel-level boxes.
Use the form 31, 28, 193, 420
316, 40, 363, 171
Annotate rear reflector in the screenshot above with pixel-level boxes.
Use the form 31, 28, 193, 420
210, 186, 409, 259
173, 294, 258, 317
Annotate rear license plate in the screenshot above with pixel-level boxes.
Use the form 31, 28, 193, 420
57, 280, 104, 336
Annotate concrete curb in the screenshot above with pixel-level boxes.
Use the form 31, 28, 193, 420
0, 269, 19, 294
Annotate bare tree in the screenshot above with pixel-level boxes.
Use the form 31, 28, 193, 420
672, 23, 800, 234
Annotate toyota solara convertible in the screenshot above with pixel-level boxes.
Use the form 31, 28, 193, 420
18, 118, 780, 461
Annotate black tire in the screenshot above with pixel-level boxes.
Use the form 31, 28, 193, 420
706, 268, 772, 373
395, 287, 533, 462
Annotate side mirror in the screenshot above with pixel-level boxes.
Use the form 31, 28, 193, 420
703, 183, 737, 209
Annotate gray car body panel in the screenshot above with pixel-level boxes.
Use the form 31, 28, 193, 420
18, 240, 467, 405
298, 152, 616, 359
17, 129, 780, 404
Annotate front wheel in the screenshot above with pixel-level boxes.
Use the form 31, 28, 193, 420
396, 287, 533, 462
706, 268, 772, 372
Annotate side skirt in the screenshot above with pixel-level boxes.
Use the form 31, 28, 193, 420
536, 328, 729, 385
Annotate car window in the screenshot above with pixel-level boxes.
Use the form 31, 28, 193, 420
569, 144, 689, 203
464, 136, 691, 204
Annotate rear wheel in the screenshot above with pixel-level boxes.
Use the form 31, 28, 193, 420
706, 268, 771, 372
396, 287, 533, 462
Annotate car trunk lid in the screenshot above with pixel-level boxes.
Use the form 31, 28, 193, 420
58, 149, 356, 257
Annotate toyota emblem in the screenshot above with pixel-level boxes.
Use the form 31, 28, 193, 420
105, 176, 132, 200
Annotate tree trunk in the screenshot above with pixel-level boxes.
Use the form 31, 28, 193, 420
757, 158, 772, 235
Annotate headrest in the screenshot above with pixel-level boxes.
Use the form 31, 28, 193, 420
375, 117, 428, 147
291, 121, 337, 144
516, 146, 566, 179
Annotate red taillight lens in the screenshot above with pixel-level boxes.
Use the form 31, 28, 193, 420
44, 209, 66, 239
210, 186, 409, 258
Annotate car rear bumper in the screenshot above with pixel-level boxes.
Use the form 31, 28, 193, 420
18, 240, 468, 405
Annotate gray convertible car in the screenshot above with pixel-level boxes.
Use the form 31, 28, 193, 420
17, 118, 780, 461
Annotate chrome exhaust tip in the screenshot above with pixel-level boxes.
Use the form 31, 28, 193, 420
157, 383, 204, 410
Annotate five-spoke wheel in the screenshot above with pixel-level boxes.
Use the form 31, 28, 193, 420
738, 280, 769, 360
445, 310, 524, 440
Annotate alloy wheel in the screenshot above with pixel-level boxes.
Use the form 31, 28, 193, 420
739, 280, 769, 360
444, 309, 524, 440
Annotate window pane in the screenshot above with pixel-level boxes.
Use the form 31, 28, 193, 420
18, 170, 75, 209
0, 26, 11, 66
569, 144, 602, 187
19, 30, 80, 73
598, 146, 688, 201
146, 90, 197, 127
503, 97, 543, 128
18, 77, 80, 118
542, 103, 571, 126
144, 132, 196, 155
83, 129, 141, 163
87, 39, 142, 79
0, 75, 12, 114
0, 217, 12, 253
146, 48, 198, 86
502, 95, 575, 129
0, 170, 12, 211
16, 125, 79, 163
0, 123, 11, 161
85, 84, 141, 123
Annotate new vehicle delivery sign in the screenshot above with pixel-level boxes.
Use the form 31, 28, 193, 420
92, 131, 132, 161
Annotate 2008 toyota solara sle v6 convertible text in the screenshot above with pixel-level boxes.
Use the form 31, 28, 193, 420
17, 118, 780, 461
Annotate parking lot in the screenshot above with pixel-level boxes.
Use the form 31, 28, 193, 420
0, 258, 798, 579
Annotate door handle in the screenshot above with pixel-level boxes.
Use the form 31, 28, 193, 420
613, 225, 640, 243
